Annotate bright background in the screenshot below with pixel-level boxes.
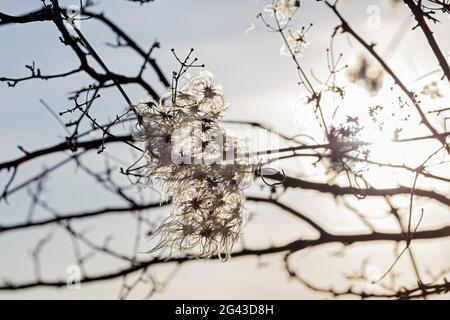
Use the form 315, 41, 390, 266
0, 0, 449, 299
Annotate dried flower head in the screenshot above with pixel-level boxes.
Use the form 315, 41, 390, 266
421, 81, 443, 99
134, 71, 253, 261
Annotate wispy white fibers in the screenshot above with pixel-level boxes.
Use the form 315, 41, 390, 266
134, 71, 253, 261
